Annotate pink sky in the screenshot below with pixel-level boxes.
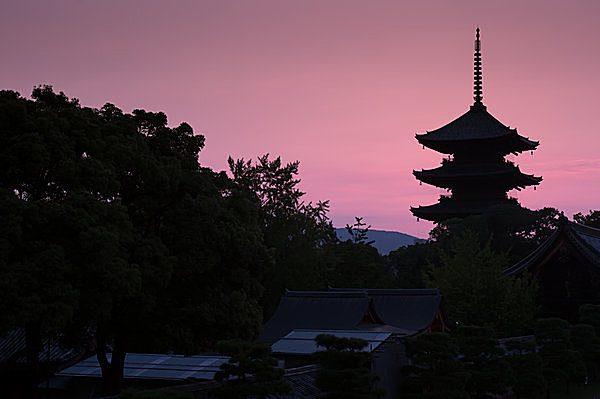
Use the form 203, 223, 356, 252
2, 0, 600, 238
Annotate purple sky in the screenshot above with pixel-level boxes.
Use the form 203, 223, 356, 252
2, 0, 600, 237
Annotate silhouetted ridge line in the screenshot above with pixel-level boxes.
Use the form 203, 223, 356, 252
328, 287, 440, 296
284, 289, 368, 298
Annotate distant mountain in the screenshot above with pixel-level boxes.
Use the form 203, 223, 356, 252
335, 228, 424, 255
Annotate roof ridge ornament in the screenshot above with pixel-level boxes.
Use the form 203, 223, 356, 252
473, 27, 483, 105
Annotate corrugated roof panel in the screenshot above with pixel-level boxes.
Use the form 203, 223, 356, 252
57, 354, 230, 381
271, 329, 391, 355
284, 329, 390, 341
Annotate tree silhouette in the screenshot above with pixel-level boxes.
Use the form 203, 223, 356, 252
314, 334, 383, 399
0, 87, 269, 395
427, 230, 537, 336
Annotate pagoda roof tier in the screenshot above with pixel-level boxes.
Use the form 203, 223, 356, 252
410, 197, 518, 222
416, 103, 539, 155
413, 162, 542, 190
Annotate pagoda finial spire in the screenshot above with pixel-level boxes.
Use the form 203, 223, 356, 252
473, 27, 483, 104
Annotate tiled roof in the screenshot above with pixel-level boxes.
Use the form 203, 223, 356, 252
328, 288, 443, 332
259, 291, 372, 344
415, 105, 538, 155
417, 105, 532, 141
261, 288, 444, 344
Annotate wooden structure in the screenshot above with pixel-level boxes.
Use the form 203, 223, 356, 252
505, 221, 600, 321
411, 28, 541, 222
262, 288, 449, 399
260, 288, 449, 344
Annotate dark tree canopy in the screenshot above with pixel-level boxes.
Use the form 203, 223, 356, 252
430, 205, 564, 263
573, 210, 600, 229
0, 86, 269, 395
229, 154, 341, 317
426, 230, 537, 336
314, 334, 384, 399
212, 339, 290, 399
401, 332, 469, 399
535, 318, 587, 394
503, 339, 546, 399
455, 326, 514, 398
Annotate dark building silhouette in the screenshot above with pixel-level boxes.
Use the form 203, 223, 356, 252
259, 288, 448, 344
260, 288, 449, 399
505, 221, 600, 321
411, 28, 541, 222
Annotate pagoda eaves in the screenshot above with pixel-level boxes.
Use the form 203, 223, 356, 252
415, 104, 539, 156
411, 198, 520, 221
413, 162, 542, 191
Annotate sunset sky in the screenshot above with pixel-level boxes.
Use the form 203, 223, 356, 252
2, 0, 599, 237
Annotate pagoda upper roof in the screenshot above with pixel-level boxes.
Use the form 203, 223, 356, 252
416, 103, 539, 154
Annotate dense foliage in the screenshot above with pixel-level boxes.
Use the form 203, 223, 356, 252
504, 339, 546, 399
0, 87, 269, 394
402, 309, 600, 399
212, 339, 290, 399
314, 334, 384, 399
455, 326, 514, 398
402, 332, 469, 399
426, 231, 538, 337
574, 210, 600, 228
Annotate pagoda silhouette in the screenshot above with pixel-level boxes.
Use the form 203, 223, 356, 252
410, 28, 542, 222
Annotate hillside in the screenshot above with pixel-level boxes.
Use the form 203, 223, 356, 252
335, 228, 424, 255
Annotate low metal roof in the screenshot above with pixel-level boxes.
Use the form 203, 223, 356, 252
271, 329, 392, 355
57, 353, 230, 381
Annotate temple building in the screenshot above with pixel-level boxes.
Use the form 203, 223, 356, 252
411, 28, 542, 222
505, 221, 600, 321
260, 288, 449, 399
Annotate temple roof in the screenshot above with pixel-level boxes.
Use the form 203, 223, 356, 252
259, 291, 372, 344
415, 104, 539, 155
505, 221, 600, 276
414, 162, 542, 189
260, 288, 446, 344
328, 288, 444, 332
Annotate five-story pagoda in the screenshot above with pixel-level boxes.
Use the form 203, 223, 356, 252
410, 28, 541, 222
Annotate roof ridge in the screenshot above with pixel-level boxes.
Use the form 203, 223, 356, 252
285, 290, 368, 298
570, 221, 600, 237
328, 287, 440, 296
